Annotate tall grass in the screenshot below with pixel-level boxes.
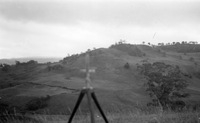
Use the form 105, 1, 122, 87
2, 108, 200, 123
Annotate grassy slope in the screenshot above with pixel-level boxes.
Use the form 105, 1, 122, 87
0, 44, 200, 114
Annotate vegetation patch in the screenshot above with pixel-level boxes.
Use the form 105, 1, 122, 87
137, 62, 190, 111
25, 95, 51, 112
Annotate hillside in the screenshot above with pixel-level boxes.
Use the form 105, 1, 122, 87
0, 43, 200, 115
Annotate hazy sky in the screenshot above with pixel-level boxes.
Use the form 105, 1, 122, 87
0, 0, 200, 58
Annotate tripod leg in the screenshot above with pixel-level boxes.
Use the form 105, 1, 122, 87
68, 90, 85, 123
91, 92, 109, 123
86, 89, 95, 123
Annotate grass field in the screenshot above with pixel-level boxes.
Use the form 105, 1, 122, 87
3, 108, 200, 123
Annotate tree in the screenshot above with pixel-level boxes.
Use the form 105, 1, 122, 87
176, 42, 181, 45
1, 64, 11, 72
158, 43, 164, 46
124, 62, 130, 69
181, 41, 185, 44
15, 61, 21, 65
137, 62, 189, 109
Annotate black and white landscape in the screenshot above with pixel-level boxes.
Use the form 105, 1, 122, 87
0, 0, 200, 122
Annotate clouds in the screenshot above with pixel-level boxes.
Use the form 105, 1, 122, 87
0, 16, 112, 58
0, 0, 200, 58
1, 1, 200, 26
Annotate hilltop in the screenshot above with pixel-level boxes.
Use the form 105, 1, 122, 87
0, 43, 200, 115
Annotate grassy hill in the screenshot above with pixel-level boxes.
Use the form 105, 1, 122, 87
0, 43, 200, 117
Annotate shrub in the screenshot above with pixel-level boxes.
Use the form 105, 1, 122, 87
169, 100, 186, 111
1, 64, 11, 72
124, 62, 130, 69
47, 64, 64, 71
25, 96, 51, 111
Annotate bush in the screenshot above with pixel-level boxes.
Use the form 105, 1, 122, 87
169, 100, 186, 111
124, 62, 130, 69
47, 64, 64, 71
25, 96, 51, 111
1, 64, 11, 72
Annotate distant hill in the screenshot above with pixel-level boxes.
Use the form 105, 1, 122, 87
0, 57, 62, 65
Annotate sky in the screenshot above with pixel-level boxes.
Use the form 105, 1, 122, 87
0, 0, 200, 58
